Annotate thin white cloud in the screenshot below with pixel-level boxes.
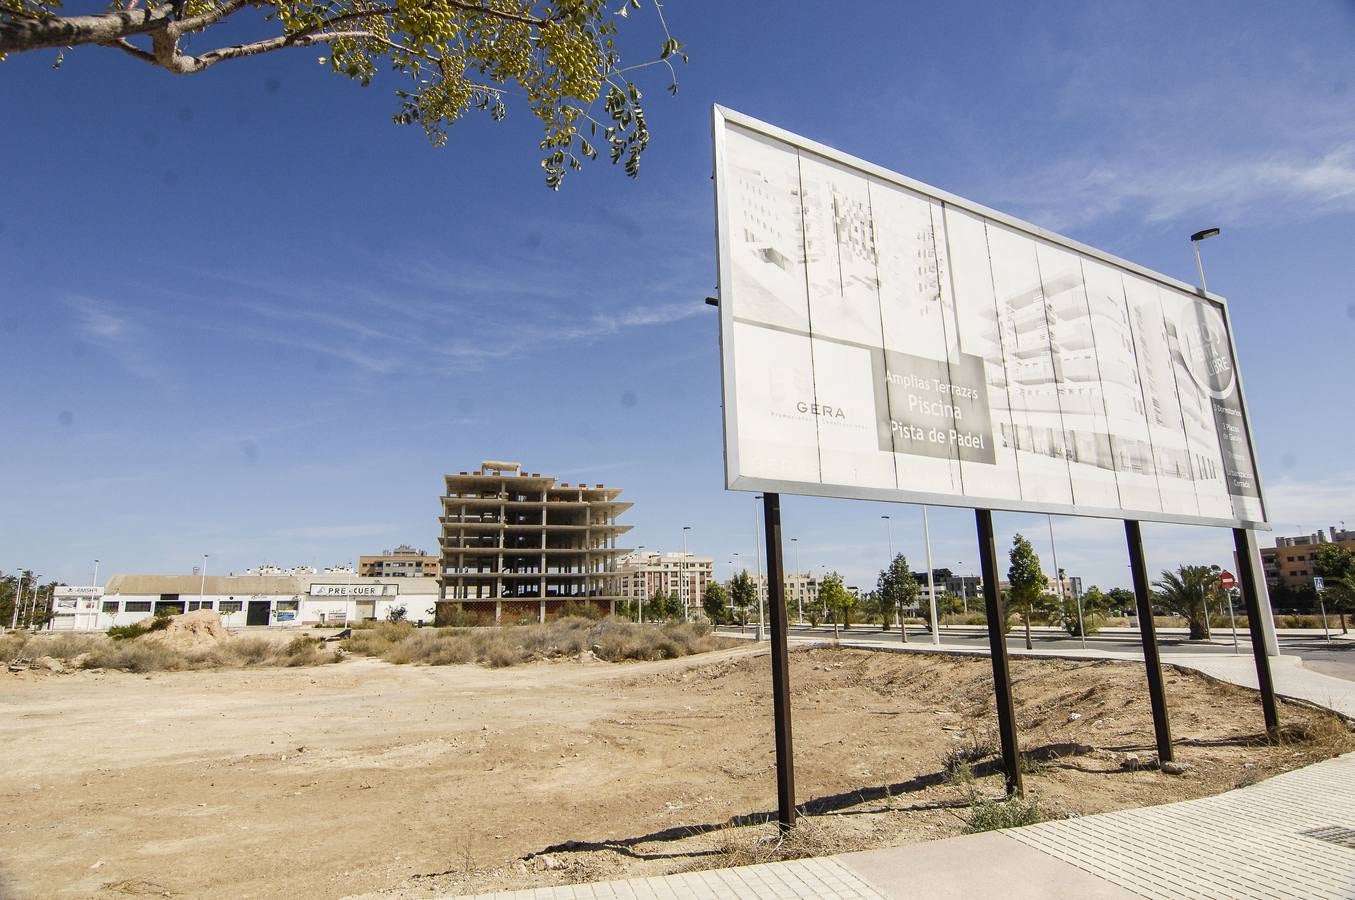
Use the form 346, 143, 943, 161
1010, 144, 1355, 231
1262, 472, 1355, 534
67, 296, 179, 393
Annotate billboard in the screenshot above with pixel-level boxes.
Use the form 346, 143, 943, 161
713, 106, 1267, 529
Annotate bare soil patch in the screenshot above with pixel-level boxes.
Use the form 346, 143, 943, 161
1, 646, 1349, 899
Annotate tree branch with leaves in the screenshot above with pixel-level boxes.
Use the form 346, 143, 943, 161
1, 0, 685, 188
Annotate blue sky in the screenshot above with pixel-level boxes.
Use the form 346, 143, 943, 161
3, 1, 1354, 592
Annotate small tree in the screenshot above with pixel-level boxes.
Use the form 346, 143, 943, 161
1006, 533, 1052, 650
818, 572, 854, 637
876, 552, 920, 641
386, 604, 408, 624
729, 570, 756, 627
1314, 544, 1354, 633
1154, 565, 1218, 640
648, 589, 680, 622
937, 592, 965, 617
1062, 585, 1110, 636
702, 582, 729, 625
1106, 587, 1136, 616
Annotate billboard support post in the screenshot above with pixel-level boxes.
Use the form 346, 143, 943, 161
1126, 520, 1174, 764
975, 509, 1022, 797
1233, 527, 1280, 737
762, 492, 797, 829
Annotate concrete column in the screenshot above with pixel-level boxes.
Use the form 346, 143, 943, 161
495, 600, 501, 625
539, 597, 546, 623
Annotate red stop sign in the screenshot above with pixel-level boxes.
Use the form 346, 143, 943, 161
1220, 571, 1236, 590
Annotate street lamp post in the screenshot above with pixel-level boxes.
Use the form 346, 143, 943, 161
200, 554, 208, 614
754, 495, 766, 641
791, 537, 801, 625
1192, 225, 1273, 737
881, 515, 899, 632
1048, 515, 1083, 649
636, 545, 646, 623
681, 525, 692, 622
8, 572, 24, 631
923, 506, 939, 646
957, 561, 968, 614
732, 551, 743, 634
1190, 227, 1221, 292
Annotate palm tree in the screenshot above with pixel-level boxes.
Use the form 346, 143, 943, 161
1153, 565, 1218, 640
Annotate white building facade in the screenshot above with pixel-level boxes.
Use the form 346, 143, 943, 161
53, 574, 440, 630
615, 552, 715, 617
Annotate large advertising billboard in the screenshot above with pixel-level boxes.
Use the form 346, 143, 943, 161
713, 107, 1267, 529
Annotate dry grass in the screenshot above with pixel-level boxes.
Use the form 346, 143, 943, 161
342, 616, 737, 668
3, 632, 339, 672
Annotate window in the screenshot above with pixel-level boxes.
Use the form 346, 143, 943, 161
219, 601, 242, 615
102, 601, 119, 614
125, 601, 152, 613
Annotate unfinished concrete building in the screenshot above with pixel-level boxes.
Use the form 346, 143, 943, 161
437, 460, 633, 624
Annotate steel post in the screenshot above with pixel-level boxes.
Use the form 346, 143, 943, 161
1126, 520, 1174, 764
975, 509, 1023, 797
762, 492, 797, 829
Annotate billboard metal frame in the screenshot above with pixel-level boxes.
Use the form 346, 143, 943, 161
712, 104, 1269, 531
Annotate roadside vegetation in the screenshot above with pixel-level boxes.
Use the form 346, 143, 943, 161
1, 631, 334, 673
342, 616, 737, 667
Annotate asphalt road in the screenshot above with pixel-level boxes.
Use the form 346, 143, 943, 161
716, 623, 1355, 682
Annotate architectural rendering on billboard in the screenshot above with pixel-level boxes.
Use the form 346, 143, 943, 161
713, 106, 1267, 529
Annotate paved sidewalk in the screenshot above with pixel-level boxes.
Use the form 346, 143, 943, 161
451, 753, 1355, 899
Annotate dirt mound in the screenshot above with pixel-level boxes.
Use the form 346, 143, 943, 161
143, 610, 230, 652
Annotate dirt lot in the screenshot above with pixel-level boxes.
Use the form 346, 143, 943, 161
2, 645, 1350, 899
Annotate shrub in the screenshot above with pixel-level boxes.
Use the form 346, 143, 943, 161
0, 633, 29, 660
559, 600, 604, 621
230, 637, 277, 665
83, 641, 185, 673
941, 613, 990, 627
942, 736, 996, 785
108, 623, 150, 641
29, 634, 103, 659
340, 616, 737, 668
964, 797, 1042, 833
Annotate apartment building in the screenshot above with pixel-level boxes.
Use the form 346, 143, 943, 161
359, 545, 439, 578
438, 460, 632, 624
1259, 525, 1355, 588
615, 552, 714, 617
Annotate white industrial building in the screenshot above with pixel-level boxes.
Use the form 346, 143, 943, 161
48, 574, 440, 631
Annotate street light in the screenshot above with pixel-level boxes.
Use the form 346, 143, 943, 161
681, 525, 692, 622
881, 515, 899, 632
8, 572, 24, 631
754, 495, 765, 641
791, 537, 801, 625
1047, 515, 1083, 649
957, 561, 969, 614
1190, 227, 1221, 292
922, 506, 939, 646
200, 554, 209, 615
636, 545, 646, 623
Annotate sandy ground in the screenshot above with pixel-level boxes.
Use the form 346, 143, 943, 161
1, 645, 1350, 899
